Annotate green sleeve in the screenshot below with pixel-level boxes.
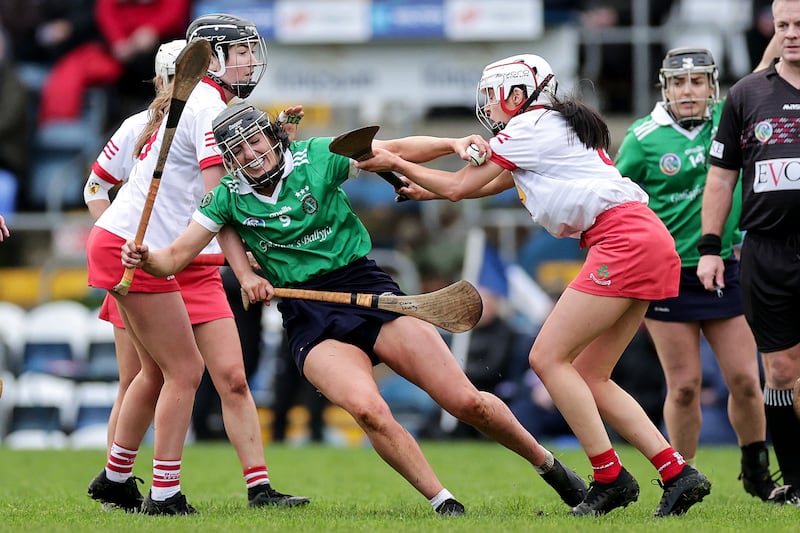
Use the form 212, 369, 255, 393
614, 129, 647, 184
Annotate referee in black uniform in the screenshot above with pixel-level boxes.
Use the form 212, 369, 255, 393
697, 0, 800, 505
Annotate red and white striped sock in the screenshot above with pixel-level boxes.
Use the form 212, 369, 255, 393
105, 442, 138, 483
243, 465, 270, 489
151, 458, 181, 501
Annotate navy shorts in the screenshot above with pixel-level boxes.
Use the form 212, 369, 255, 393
739, 232, 800, 353
645, 258, 744, 322
277, 257, 404, 374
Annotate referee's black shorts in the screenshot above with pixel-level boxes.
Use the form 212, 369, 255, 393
739, 231, 800, 353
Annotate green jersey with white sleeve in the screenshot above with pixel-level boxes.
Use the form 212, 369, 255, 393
615, 101, 742, 267
193, 136, 372, 286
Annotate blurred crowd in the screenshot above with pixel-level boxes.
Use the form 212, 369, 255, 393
0, 0, 775, 217
0, 1, 774, 448
0, 0, 189, 214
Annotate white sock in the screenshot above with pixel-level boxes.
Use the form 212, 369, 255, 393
429, 488, 455, 510
534, 449, 555, 474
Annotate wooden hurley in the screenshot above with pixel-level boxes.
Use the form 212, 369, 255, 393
241, 280, 483, 333
112, 39, 212, 295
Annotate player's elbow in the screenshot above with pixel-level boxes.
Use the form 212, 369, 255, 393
443, 186, 470, 202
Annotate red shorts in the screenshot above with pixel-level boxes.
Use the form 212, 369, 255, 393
87, 226, 180, 293
569, 202, 680, 300
90, 227, 233, 327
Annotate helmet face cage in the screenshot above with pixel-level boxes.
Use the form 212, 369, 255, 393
186, 14, 268, 98
154, 39, 187, 87
213, 103, 289, 189
475, 54, 557, 135
659, 48, 719, 128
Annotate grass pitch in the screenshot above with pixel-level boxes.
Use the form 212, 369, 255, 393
0, 441, 796, 532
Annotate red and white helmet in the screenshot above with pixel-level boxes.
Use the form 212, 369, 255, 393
154, 39, 187, 87
476, 54, 557, 134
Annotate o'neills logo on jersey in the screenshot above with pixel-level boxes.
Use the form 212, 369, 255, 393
200, 191, 214, 208
243, 217, 266, 227
754, 158, 800, 192
659, 153, 681, 175
754, 121, 774, 143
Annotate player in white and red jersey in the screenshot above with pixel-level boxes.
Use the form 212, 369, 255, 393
357, 54, 711, 518
84, 15, 306, 515
84, 37, 308, 514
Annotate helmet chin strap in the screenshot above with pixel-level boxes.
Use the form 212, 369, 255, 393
208, 48, 243, 97
664, 99, 711, 129
514, 73, 554, 118
491, 73, 555, 135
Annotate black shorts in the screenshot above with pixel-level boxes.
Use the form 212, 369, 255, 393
277, 257, 403, 374
645, 258, 743, 322
739, 232, 800, 353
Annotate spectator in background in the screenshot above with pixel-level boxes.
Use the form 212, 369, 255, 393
578, 0, 675, 113
747, 0, 775, 70
0, 24, 28, 215
0, 0, 97, 65
38, 0, 189, 127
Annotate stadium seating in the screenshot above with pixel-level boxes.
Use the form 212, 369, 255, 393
3, 372, 76, 449
20, 300, 90, 376
85, 309, 119, 381
0, 302, 122, 448
68, 381, 117, 449
0, 301, 27, 374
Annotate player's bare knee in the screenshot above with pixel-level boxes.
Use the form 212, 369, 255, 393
765, 353, 800, 388
348, 398, 393, 433
726, 372, 761, 399
672, 383, 700, 407
221, 372, 249, 397
450, 390, 490, 425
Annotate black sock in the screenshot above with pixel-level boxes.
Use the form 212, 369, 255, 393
764, 387, 800, 487
740, 440, 770, 478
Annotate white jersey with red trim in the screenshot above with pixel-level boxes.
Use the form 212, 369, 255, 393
488, 108, 648, 238
96, 78, 226, 251
89, 110, 149, 187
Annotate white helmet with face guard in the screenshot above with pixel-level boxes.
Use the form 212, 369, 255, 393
476, 54, 558, 134
154, 39, 187, 87
186, 13, 268, 98
659, 47, 719, 129
212, 102, 289, 189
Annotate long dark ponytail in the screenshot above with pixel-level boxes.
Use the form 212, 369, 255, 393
543, 94, 611, 151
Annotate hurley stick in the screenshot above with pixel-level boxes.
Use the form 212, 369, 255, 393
113, 39, 211, 295
241, 280, 483, 333
329, 125, 409, 201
